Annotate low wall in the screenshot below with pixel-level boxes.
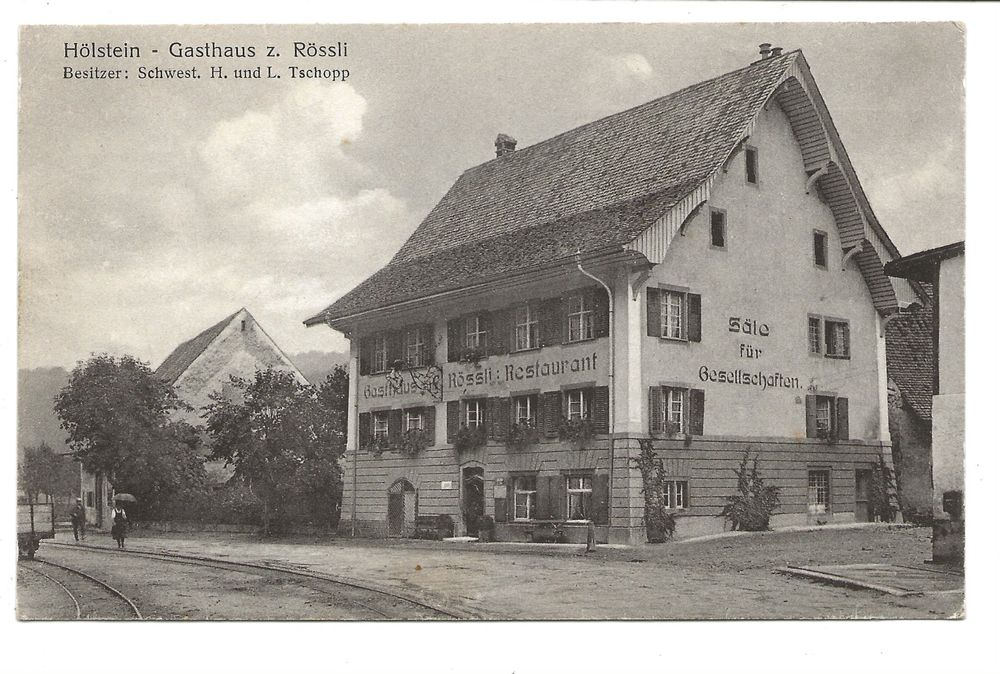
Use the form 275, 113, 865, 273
135, 521, 338, 536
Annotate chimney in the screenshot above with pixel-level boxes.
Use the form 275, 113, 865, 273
770, 46, 783, 57
758, 43, 772, 60
495, 133, 517, 157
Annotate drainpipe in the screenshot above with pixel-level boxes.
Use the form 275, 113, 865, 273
350, 333, 359, 538
575, 253, 615, 535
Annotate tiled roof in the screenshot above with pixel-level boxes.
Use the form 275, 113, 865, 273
308, 51, 800, 324
885, 305, 934, 421
155, 310, 240, 385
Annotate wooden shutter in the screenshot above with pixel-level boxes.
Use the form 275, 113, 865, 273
843, 324, 851, 358
593, 288, 609, 338
387, 331, 404, 369
490, 308, 511, 355
805, 395, 818, 439
447, 318, 461, 362
421, 324, 435, 365
592, 472, 610, 525
535, 475, 551, 520
494, 478, 508, 523
358, 337, 372, 376
542, 391, 562, 438
836, 397, 850, 440
687, 293, 702, 342
357, 412, 371, 448
540, 298, 562, 347
388, 409, 403, 444
649, 386, 664, 434
592, 386, 610, 434
491, 397, 510, 441
689, 388, 705, 436
424, 406, 436, 441
552, 475, 567, 521
646, 288, 661, 337
446, 400, 460, 442
561, 295, 572, 343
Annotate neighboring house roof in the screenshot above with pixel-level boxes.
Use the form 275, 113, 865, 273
885, 305, 935, 421
306, 49, 910, 326
885, 240, 964, 283
156, 310, 241, 385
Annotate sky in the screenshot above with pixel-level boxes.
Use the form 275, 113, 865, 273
18, 22, 966, 371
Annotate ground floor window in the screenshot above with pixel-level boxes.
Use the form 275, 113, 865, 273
663, 480, 689, 510
513, 476, 536, 521
566, 475, 593, 520
808, 470, 831, 515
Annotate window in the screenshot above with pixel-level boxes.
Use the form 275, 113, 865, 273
824, 320, 850, 358
710, 209, 727, 248
566, 294, 594, 342
808, 317, 822, 354
808, 470, 831, 515
513, 476, 537, 521
464, 315, 486, 351
86, 491, 94, 508
566, 388, 590, 422
514, 394, 536, 427
650, 386, 705, 436
405, 328, 425, 367
372, 334, 388, 373
514, 304, 540, 351
745, 146, 758, 184
566, 475, 593, 520
814, 396, 834, 438
465, 399, 484, 428
813, 230, 828, 268
373, 412, 389, 440
664, 480, 689, 510
666, 388, 685, 430
806, 394, 848, 440
647, 287, 701, 343
405, 409, 424, 431
661, 291, 685, 340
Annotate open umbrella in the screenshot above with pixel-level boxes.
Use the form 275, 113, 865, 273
113, 493, 137, 502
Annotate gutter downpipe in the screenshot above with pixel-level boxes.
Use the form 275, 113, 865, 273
575, 252, 615, 537
349, 332, 358, 537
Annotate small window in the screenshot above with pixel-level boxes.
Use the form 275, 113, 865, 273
566, 294, 594, 342
710, 209, 727, 249
464, 315, 486, 351
405, 409, 424, 431
514, 304, 540, 351
813, 231, 828, 269
824, 320, 850, 358
808, 470, 831, 515
373, 412, 389, 440
513, 476, 537, 521
372, 334, 388, 373
465, 399, 484, 428
513, 394, 536, 427
566, 475, 593, 520
745, 146, 758, 184
565, 388, 591, 422
808, 316, 822, 354
404, 328, 426, 367
663, 480, 689, 510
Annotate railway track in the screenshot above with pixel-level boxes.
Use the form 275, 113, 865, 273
43, 541, 478, 620
20, 558, 143, 620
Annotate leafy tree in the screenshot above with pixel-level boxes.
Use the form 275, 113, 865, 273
53, 354, 205, 514
204, 367, 345, 534
19, 443, 58, 503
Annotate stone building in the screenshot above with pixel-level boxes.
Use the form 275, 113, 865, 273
306, 46, 924, 543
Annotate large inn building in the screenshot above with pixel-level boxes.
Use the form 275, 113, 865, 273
305, 46, 925, 544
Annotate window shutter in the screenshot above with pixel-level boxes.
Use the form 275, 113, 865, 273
541, 298, 563, 347
491, 397, 510, 441
535, 475, 551, 520
494, 478, 508, 523
843, 324, 851, 358
646, 288, 661, 337
388, 331, 404, 369
593, 287, 610, 338
388, 409, 403, 444
687, 293, 702, 342
561, 295, 572, 343
689, 388, 705, 436
490, 308, 511, 355
836, 397, 850, 440
447, 319, 461, 362
507, 479, 515, 521
805, 395, 818, 439
357, 412, 371, 449
649, 386, 664, 434
592, 386, 610, 434
592, 472, 610, 525
424, 406, 436, 441
481, 398, 494, 439
552, 475, 567, 521
358, 337, 372, 376
422, 324, 435, 365
446, 400, 460, 442
542, 391, 562, 438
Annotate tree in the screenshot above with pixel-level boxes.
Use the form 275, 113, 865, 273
53, 354, 205, 515
18, 443, 59, 503
204, 367, 345, 534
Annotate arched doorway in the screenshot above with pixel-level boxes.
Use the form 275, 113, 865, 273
387, 479, 416, 537
461, 466, 485, 535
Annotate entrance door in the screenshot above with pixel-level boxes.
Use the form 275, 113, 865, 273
387, 479, 415, 537
461, 467, 485, 535
855, 469, 873, 522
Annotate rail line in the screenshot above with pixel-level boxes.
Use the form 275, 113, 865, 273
22, 558, 143, 619
44, 541, 477, 620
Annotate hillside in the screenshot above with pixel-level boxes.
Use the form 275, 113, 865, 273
17, 367, 71, 457
288, 350, 349, 386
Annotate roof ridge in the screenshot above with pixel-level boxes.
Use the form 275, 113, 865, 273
154, 309, 243, 383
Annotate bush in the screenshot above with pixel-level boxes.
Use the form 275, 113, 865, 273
871, 454, 898, 523
506, 422, 540, 450
558, 417, 594, 447
631, 439, 676, 543
719, 449, 780, 531
399, 428, 433, 457
453, 424, 487, 452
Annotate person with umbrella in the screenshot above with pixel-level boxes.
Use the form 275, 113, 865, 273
111, 493, 135, 549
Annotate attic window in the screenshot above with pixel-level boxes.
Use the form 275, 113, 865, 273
745, 146, 758, 184
241, 320, 246, 332
710, 209, 727, 249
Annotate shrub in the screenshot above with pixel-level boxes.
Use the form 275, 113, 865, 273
558, 417, 594, 447
506, 422, 540, 450
399, 428, 433, 457
719, 448, 780, 531
476, 515, 495, 542
871, 453, 898, 523
453, 424, 487, 452
631, 439, 676, 543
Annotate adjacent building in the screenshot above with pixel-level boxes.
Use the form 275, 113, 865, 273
306, 46, 923, 543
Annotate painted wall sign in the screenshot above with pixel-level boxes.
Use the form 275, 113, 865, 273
447, 351, 600, 390
728, 316, 770, 337
363, 379, 420, 399
440, 480, 454, 490
698, 365, 801, 391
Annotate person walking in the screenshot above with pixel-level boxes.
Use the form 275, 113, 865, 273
111, 503, 128, 549
70, 498, 86, 542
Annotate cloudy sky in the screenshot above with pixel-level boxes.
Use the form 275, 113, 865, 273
18, 22, 965, 370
